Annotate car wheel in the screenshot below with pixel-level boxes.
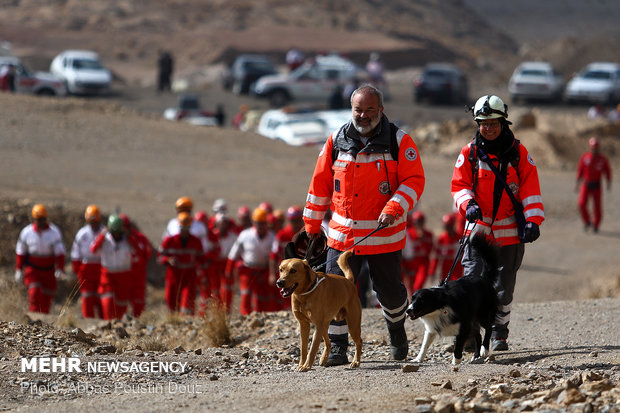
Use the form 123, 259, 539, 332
269, 90, 289, 107
36, 88, 56, 97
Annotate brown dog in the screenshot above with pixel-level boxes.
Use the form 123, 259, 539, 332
276, 250, 362, 371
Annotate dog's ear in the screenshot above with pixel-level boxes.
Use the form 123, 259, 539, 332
302, 259, 311, 270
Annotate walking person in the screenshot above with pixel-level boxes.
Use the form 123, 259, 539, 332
303, 84, 425, 365
91, 214, 139, 320
451, 94, 545, 351
159, 212, 204, 315
428, 213, 463, 283
576, 137, 612, 233
15, 204, 66, 314
402, 211, 434, 295
226, 207, 275, 315
71, 205, 104, 318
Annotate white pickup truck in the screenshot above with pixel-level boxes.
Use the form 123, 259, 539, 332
0, 56, 67, 96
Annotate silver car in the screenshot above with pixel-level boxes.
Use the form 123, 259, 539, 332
508, 61, 564, 103
564, 62, 620, 104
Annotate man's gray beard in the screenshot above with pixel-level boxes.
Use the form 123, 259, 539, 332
352, 115, 381, 135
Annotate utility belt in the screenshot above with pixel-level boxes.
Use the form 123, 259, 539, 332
585, 181, 601, 190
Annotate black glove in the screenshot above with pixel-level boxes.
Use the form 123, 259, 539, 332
465, 199, 482, 223
523, 222, 540, 243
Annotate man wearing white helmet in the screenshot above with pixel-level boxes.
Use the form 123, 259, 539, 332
451, 95, 545, 351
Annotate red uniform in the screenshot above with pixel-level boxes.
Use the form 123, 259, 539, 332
226, 227, 274, 315
158, 233, 204, 315
403, 226, 433, 293
16, 223, 65, 314
128, 228, 152, 317
71, 224, 104, 318
211, 224, 238, 312
429, 231, 463, 282
268, 225, 297, 311
577, 152, 611, 230
91, 232, 139, 320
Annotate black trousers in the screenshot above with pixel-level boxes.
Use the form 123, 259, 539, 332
326, 248, 408, 349
461, 242, 525, 339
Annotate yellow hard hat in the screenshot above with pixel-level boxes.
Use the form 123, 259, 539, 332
84, 204, 101, 223
252, 207, 268, 223
175, 196, 193, 212
32, 204, 47, 219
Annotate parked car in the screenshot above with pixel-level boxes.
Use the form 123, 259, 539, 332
163, 94, 217, 126
50, 50, 112, 95
254, 54, 365, 107
0, 56, 66, 96
564, 62, 620, 104
256, 108, 351, 146
221, 54, 278, 95
508, 61, 564, 102
413, 63, 468, 104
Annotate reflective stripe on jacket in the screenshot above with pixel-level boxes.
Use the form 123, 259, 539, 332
451, 140, 545, 246
304, 117, 425, 255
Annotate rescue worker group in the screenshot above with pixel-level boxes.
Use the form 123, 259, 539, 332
15, 197, 465, 320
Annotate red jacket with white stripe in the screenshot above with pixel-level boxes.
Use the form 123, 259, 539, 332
304, 115, 425, 255
451, 138, 545, 246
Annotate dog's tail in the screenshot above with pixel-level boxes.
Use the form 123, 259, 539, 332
337, 250, 355, 284
469, 235, 499, 283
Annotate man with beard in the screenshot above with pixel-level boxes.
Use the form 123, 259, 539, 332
451, 94, 544, 351
303, 84, 426, 365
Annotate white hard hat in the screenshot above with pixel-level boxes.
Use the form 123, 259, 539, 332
472, 95, 511, 124
212, 198, 228, 213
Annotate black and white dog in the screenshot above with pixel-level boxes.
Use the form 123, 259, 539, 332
405, 235, 498, 365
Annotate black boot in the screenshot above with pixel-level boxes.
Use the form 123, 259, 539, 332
325, 346, 349, 367
388, 326, 408, 360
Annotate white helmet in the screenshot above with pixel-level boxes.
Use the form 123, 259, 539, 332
212, 198, 228, 213
472, 95, 511, 124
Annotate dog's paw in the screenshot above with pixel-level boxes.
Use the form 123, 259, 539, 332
296, 364, 312, 372
413, 355, 423, 363
452, 355, 462, 365
349, 361, 360, 369
480, 346, 491, 358
470, 355, 484, 364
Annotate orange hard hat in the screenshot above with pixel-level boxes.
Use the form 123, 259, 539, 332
84, 204, 101, 223
175, 196, 193, 212
178, 212, 193, 227
32, 204, 47, 219
589, 137, 599, 148
252, 207, 268, 223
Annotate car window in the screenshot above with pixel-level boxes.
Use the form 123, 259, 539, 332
179, 97, 201, 110
325, 69, 340, 80
424, 70, 450, 80
245, 61, 274, 72
520, 69, 547, 77
299, 66, 321, 80
72, 59, 104, 70
583, 70, 611, 80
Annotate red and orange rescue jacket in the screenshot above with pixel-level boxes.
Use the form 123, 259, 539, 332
304, 116, 425, 255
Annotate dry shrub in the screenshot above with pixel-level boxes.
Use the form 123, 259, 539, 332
134, 335, 172, 352
54, 279, 82, 329
201, 299, 230, 347
0, 278, 28, 323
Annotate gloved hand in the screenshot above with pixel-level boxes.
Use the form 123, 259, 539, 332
14, 269, 24, 283
54, 269, 65, 280
523, 222, 540, 243
465, 199, 482, 223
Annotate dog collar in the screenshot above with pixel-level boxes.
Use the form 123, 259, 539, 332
299, 276, 325, 296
